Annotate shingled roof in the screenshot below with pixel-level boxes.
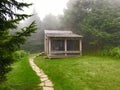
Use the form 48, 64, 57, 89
45, 30, 83, 38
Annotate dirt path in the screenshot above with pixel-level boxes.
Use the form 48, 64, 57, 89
29, 56, 54, 90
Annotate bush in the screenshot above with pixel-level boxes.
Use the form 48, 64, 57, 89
109, 47, 120, 58
13, 50, 29, 60
101, 49, 109, 56
101, 47, 120, 58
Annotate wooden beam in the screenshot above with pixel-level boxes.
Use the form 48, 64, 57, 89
79, 39, 82, 56
65, 39, 67, 56
44, 36, 46, 54
51, 51, 81, 54
48, 38, 51, 56
44, 35, 47, 55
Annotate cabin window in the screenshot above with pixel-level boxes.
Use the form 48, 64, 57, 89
51, 40, 64, 51
67, 40, 79, 51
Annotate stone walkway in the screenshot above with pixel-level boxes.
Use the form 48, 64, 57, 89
29, 56, 54, 90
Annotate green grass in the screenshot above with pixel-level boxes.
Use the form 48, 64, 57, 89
1, 56, 42, 90
35, 56, 120, 90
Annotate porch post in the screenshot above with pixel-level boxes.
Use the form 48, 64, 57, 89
44, 36, 46, 54
48, 38, 51, 56
65, 39, 67, 56
79, 39, 82, 56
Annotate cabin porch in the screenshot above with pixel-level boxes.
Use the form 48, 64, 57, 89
44, 30, 83, 58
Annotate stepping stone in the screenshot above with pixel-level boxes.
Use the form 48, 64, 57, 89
43, 87, 54, 90
40, 72, 45, 76
41, 75, 48, 78
39, 82, 45, 86
36, 72, 41, 76
44, 81, 53, 87
38, 70, 41, 73
41, 77, 48, 82
38, 73, 43, 76
40, 71, 44, 74
35, 68, 39, 72
45, 80, 51, 82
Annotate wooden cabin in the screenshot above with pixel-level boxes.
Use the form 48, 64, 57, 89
44, 30, 83, 58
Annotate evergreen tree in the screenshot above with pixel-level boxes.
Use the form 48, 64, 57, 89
62, 0, 120, 51
81, 7, 120, 50
0, 0, 37, 83
21, 9, 43, 52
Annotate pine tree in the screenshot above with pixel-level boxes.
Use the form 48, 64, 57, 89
62, 0, 120, 51
0, 0, 37, 83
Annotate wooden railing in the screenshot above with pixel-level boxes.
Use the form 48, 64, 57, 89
51, 51, 81, 54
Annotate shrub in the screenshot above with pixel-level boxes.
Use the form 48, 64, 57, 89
13, 50, 29, 60
109, 47, 120, 58
101, 49, 109, 56
101, 46, 120, 58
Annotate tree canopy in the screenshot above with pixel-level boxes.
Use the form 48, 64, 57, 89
62, 0, 120, 51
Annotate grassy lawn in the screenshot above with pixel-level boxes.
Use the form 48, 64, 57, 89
35, 56, 120, 90
1, 56, 42, 90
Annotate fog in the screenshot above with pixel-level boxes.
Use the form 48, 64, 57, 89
22, 0, 69, 20
20, 0, 120, 52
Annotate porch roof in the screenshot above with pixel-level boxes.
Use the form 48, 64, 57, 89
45, 30, 83, 38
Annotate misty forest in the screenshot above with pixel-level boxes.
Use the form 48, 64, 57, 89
0, 0, 120, 90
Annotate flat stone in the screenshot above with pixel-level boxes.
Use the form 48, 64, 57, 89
39, 73, 44, 76
40, 72, 44, 75
43, 87, 54, 90
41, 75, 48, 78
46, 80, 51, 82
44, 81, 53, 87
35, 68, 40, 72
41, 77, 48, 82
36, 72, 41, 76
39, 82, 45, 86
38, 70, 41, 73
40, 71, 44, 74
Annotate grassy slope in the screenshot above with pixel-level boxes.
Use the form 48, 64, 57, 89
4, 56, 42, 90
35, 56, 120, 90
